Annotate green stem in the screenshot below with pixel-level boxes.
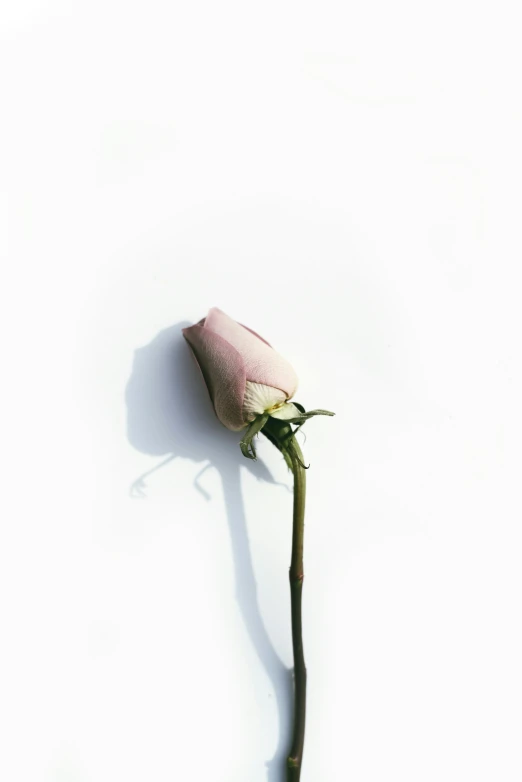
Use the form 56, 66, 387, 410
286, 436, 307, 781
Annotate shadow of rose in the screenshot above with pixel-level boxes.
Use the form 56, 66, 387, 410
125, 322, 293, 782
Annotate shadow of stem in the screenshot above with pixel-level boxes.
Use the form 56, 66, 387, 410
220, 460, 294, 782
126, 323, 294, 781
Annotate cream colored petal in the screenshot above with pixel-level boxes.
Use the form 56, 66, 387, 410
269, 402, 303, 420
243, 381, 287, 422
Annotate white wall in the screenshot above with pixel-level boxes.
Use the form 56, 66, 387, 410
1, 1, 522, 780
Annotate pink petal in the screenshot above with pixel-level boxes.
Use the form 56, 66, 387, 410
204, 308, 298, 398
182, 324, 247, 431
239, 324, 272, 347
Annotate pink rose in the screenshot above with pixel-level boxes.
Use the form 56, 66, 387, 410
183, 308, 302, 431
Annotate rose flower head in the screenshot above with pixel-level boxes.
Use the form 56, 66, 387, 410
183, 307, 301, 431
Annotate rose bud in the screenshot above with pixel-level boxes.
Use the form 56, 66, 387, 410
182, 307, 303, 431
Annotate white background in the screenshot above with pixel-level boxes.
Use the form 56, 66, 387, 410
1, 1, 522, 780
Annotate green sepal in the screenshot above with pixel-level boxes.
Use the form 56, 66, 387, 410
260, 417, 294, 468
281, 448, 294, 470
239, 414, 269, 460
279, 409, 335, 424
246, 404, 335, 468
